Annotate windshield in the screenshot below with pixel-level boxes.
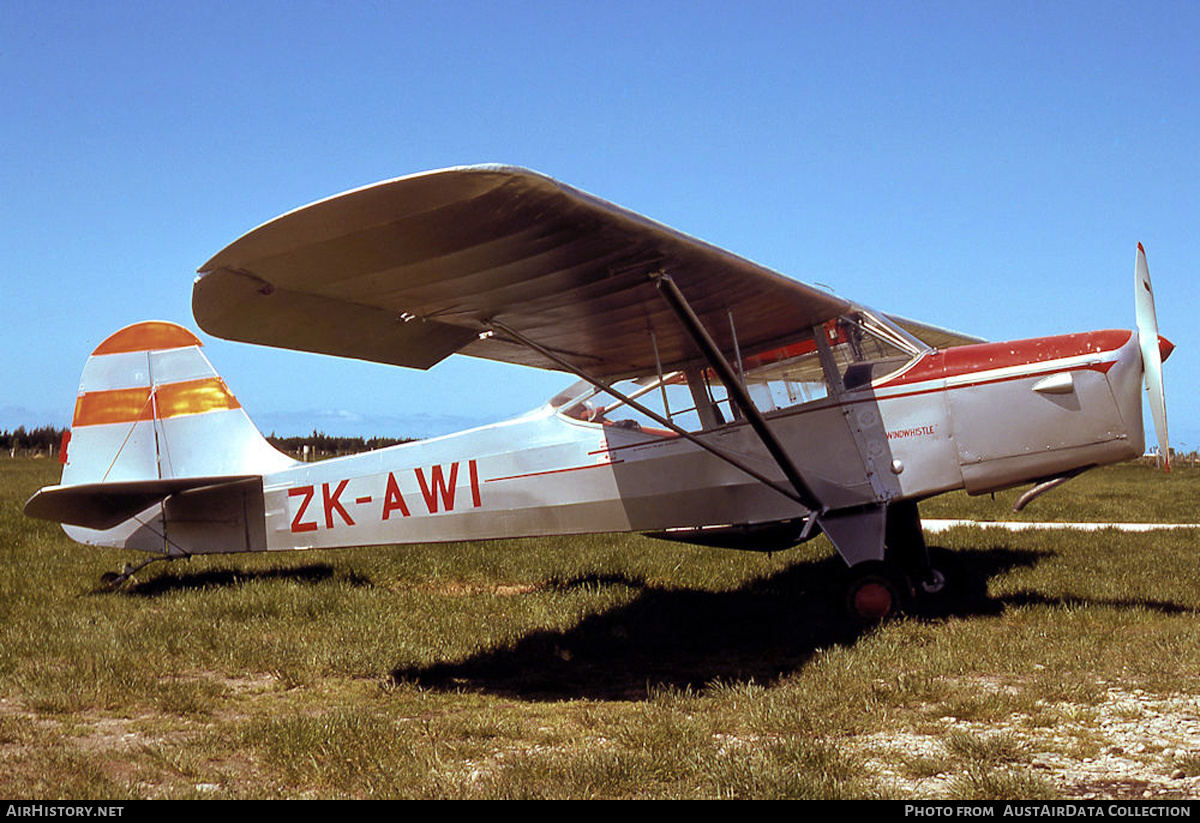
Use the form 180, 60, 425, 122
824, 310, 925, 391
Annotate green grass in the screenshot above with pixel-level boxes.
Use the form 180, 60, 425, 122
921, 461, 1200, 523
2, 457, 1199, 799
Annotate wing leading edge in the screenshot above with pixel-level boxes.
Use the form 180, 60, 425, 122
193, 166, 858, 378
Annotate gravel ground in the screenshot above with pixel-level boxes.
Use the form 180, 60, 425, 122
857, 686, 1200, 799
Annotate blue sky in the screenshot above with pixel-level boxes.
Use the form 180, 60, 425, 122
3, 1, 1197, 451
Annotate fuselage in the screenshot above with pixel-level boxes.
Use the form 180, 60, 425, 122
249, 327, 1148, 554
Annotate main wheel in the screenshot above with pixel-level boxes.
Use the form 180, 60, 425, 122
845, 563, 908, 622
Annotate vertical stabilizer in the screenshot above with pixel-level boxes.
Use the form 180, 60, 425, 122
63, 321, 296, 485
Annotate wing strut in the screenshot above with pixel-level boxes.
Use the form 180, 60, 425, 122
651, 272, 824, 513
485, 319, 814, 510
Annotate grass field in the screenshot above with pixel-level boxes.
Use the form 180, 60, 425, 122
2, 457, 1199, 799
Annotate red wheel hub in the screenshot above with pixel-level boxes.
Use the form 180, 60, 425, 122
853, 580, 894, 619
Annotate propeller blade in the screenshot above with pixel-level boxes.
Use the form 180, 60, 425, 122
1134, 242, 1170, 471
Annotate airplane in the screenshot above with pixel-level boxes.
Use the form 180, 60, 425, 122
23, 165, 1173, 621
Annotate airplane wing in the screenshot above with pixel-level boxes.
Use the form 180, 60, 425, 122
194, 166, 870, 377
889, 315, 986, 350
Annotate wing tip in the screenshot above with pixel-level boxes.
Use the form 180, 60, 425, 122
195, 164, 551, 275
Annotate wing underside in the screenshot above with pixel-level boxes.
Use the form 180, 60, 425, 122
193, 166, 857, 378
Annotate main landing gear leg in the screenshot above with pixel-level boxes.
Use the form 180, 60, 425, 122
886, 500, 944, 596
842, 501, 943, 622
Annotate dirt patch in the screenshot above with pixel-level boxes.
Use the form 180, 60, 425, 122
425, 581, 543, 597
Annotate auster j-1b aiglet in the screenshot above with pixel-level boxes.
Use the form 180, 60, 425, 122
24, 166, 1174, 619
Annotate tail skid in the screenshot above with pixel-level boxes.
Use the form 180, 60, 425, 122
24, 321, 295, 554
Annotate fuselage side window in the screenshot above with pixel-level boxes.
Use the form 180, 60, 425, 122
741, 332, 830, 413
557, 373, 698, 433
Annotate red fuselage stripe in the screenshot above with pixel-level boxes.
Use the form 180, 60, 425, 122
486, 460, 624, 483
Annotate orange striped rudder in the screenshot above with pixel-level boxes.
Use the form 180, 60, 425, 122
92, 322, 202, 356
73, 378, 239, 427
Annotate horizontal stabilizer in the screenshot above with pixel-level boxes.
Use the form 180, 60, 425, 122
24, 475, 257, 530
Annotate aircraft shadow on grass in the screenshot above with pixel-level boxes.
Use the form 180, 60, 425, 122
385, 545, 1008, 701
104, 562, 372, 597
387, 543, 1199, 701
103, 542, 1195, 702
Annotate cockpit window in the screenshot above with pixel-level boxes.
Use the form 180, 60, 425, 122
734, 310, 924, 411
552, 308, 925, 430
739, 331, 829, 412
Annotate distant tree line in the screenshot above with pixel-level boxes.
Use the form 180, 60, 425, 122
267, 431, 416, 460
2, 426, 67, 457
1, 426, 412, 461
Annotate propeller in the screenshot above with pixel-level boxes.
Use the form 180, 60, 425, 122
1134, 242, 1171, 471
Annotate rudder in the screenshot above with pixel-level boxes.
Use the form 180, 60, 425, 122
62, 321, 295, 485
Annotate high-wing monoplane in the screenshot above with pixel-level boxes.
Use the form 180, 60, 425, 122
25, 166, 1173, 619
